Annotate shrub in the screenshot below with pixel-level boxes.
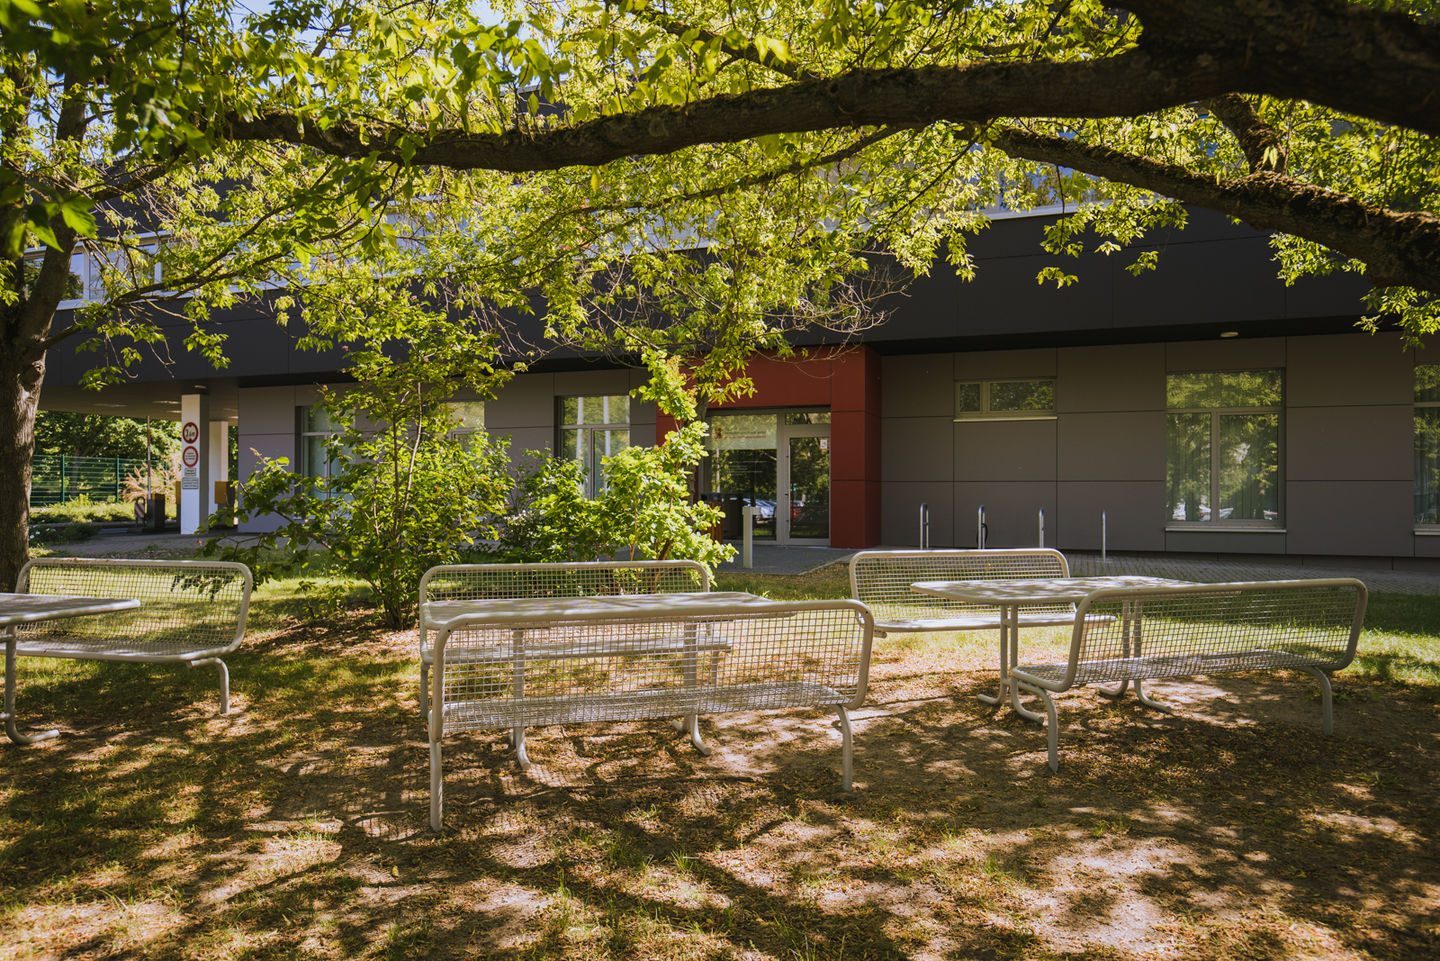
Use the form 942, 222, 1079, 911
210, 402, 512, 628
500, 422, 732, 574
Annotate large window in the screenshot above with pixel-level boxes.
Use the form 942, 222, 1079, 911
1166, 370, 1282, 526
558, 395, 630, 497
1416, 366, 1440, 525
954, 378, 1056, 420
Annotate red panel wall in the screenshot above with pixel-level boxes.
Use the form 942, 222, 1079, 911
656, 347, 882, 548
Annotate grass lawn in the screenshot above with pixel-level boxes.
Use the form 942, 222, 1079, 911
1, 562, 1437, 959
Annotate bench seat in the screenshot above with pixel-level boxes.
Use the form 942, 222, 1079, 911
13, 558, 253, 716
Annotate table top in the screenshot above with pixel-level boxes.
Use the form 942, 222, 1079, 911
911, 575, 1196, 605
423, 591, 778, 631
0, 592, 140, 629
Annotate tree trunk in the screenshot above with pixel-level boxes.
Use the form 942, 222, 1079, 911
0, 345, 43, 592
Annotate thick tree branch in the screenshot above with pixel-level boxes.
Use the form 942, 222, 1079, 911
1207, 94, 1287, 174
1122, 0, 1440, 134
987, 127, 1440, 293
223, 0, 1440, 173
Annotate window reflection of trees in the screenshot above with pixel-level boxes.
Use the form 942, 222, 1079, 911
1415, 367, 1440, 524
1166, 371, 1281, 524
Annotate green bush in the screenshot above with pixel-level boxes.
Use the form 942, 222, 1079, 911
500, 422, 732, 573
209, 406, 512, 628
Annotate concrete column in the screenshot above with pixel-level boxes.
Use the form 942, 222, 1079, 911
208, 420, 229, 517
179, 393, 212, 534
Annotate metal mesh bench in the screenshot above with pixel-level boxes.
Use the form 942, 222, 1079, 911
426, 594, 874, 828
1010, 578, 1368, 770
418, 560, 711, 715
849, 549, 1082, 636
13, 558, 253, 715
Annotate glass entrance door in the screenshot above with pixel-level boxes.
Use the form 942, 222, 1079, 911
783, 435, 830, 541
707, 410, 830, 544
779, 413, 830, 544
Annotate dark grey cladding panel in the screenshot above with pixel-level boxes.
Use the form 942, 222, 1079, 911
881, 354, 955, 417
1285, 480, 1414, 555
952, 481, 1057, 549
1287, 405, 1412, 481
953, 419, 1057, 482
1163, 530, 1288, 555
1283, 268, 1371, 318
882, 417, 955, 483
1286, 332, 1413, 407
1056, 482, 1167, 551
1114, 235, 1284, 327
872, 269, 962, 342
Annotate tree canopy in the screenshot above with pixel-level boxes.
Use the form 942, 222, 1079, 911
2, 0, 1439, 584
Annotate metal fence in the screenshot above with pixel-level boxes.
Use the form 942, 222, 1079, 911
30, 454, 148, 507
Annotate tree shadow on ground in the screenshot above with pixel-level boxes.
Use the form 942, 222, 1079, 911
1, 616, 1437, 960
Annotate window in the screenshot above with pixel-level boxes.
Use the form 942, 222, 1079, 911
954, 378, 1056, 420
1166, 370, 1282, 525
557, 394, 630, 497
1415, 366, 1440, 524
298, 405, 342, 479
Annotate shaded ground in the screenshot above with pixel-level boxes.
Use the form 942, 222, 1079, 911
2, 600, 1437, 961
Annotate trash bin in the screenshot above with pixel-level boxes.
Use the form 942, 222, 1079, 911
146, 494, 166, 531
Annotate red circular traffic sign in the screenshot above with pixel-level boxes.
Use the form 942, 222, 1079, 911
182, 421, 199, 444
182, 447, 199, 468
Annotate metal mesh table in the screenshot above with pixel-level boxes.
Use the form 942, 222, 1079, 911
910, 576, 1194, 713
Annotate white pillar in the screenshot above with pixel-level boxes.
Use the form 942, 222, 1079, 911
208, 420, 229, 517
179, 393, 212, 534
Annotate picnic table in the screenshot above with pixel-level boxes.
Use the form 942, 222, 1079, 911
910, 575, 1193, 713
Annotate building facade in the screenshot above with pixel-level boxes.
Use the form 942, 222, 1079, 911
37, 206, 1440, 567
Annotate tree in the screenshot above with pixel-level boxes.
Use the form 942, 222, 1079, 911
33, 411, 179, 461
3, 0, 1438, 590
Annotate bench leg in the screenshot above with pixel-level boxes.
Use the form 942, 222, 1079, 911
4, 633, 58, 745
190, 658, 230, 715
1015, 680, 1060, 771
1009, 683, 1047, 725
671, 715, 711, 755
420, 662, 430, 718
511, 727, 531, 770
835, 704, 854, 791
430, 740, 444, 830
1096, 679, 1130, 699
1133, 679, 1171, 713
1300, 667, 1335, 735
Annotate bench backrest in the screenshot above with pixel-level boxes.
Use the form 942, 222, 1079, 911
1060, 578, 1368, 689
15, 558, 253, 657
849, 549, 1071, 624
431, 598, 873, 737
419, 560, 711, 652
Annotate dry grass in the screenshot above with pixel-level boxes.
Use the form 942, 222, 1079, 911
1, 570, 1437, 960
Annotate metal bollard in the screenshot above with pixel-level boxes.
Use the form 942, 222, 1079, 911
1038, 508, 1045, 548
977, 505, 986, 549
919, 503, 930, 549
1101, 510, 1108, 561
742, 505, 754, 569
